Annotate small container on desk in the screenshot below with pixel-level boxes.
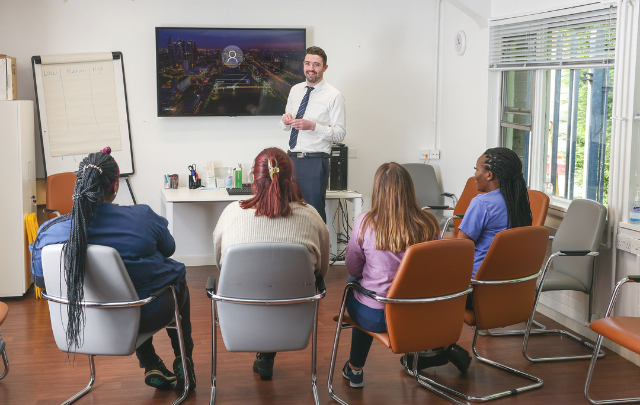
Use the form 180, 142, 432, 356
189, 176, 201, 189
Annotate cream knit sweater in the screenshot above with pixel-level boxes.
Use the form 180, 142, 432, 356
213, 201, 330, 277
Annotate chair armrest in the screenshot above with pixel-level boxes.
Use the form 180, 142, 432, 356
206, 277, 217, 294
350, 280, 378, 299
441, 192, 458, 208
603, 276, 640, 318
422, 205, 451, 210
559, 250, 599, 256
549, 235, 555, 240
315, 276, 326, 294
43, 209, 60, 216
148, 284, 172, 300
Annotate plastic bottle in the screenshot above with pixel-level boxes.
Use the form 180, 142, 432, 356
226, 167, 233, 187
235, 164, 243, 188
631, 192, 640, 224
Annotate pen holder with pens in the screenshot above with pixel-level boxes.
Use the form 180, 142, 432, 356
189, 176, 201, 189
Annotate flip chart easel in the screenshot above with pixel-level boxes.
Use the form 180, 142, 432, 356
32, 52, 136, 203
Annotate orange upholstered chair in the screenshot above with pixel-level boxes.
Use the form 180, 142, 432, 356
0, 302, 9, 381
584, 275, 640, 404
45, 172, 77, 220
528, 190, 550, 226
328, 239, 474, 405
424, 226, 548, 402
440, 177, 483, 239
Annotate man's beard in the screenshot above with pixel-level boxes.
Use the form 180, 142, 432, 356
306, 71, 320, 83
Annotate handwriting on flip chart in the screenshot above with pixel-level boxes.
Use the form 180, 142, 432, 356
41, 60, 121, 157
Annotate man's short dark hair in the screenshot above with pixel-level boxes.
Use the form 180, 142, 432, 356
306, 46, 327, 66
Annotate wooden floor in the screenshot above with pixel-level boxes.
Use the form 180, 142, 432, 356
1, 265, 639, 405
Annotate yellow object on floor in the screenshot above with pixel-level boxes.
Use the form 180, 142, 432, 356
25, 213, 41, 299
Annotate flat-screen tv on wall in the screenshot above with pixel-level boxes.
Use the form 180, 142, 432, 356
155, 27, 306, 117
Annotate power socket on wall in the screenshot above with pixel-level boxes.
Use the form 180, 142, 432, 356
418, 149, 441, 161
617, 234, 640, 255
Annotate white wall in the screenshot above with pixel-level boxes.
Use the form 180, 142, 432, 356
436, 0, 492, 198
0, 0, 439, 212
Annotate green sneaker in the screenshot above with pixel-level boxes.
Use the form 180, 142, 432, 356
173, 356, 196, 391
144, 359, 176, 390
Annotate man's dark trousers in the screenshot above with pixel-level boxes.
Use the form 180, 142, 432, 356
291, 156, 330, 223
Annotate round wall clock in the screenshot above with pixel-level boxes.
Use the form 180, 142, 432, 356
455, 31, 466, 56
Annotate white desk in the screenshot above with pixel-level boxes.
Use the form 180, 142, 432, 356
160, 188, 362, 266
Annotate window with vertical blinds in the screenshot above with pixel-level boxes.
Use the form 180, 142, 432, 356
489, 6, 617, 70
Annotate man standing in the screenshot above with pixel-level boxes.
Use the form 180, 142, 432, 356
280, 46, 346, 223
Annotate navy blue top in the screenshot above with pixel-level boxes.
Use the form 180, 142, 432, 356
30, 203, 186, 319
458, 189, 508, 278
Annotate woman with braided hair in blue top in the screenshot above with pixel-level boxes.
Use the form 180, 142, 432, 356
458, 147, 532, 304
30, 147, 196, 391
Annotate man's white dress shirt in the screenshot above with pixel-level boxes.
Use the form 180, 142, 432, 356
280, 80, 346, 154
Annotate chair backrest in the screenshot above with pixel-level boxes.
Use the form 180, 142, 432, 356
46, 172, 76, 219
402, 163, 443, 208
452, 177, 483, 235
385, 239, 474, 354
42, 244, 141, 355
528, 190, 550, 227
217, 242, 317, 353
472, 226, 549, 331
552, 199, 607, 292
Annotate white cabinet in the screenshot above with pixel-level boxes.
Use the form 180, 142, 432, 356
0, 101, 35, 297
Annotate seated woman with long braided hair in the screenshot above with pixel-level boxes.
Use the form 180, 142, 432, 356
213, 147, 330, 381
30, 148, 196, 391
458, 147, 533, 295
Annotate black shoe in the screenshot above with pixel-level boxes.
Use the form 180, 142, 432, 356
253, 353, 274, 380
173, 356, 196, 391
144, 359, 176, 390
446, 344, 472, 374
401, 349, 449, 370
342, 361, 364, 388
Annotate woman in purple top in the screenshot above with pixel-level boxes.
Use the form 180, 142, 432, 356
340, 163, 441, 388
458, 147, 532, 306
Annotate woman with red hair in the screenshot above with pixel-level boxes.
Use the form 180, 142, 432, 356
213, 147, 330, 380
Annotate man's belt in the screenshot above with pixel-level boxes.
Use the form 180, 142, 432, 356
287, 151, 331, 159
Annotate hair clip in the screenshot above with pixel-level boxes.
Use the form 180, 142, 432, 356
268, 159, 280, 180
83, 164, 103, 174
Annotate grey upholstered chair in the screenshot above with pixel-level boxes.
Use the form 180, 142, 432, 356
484, 199, 607, 363
206, 242, 326, 405
0, 302, 8, 381
402, 163, 456, 229
41, 244, 191, 405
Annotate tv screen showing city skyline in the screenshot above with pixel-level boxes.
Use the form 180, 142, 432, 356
155, 27, 306, 117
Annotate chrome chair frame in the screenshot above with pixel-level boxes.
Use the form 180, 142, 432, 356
399, 270, 547, 402
440, 214, 464, 239
0, 330, 8, 381
327, 281, 473, 405
42, 285, 189, 405
480, 250, 606, 363
584, 276, 640, 404
206, 277, 326, 405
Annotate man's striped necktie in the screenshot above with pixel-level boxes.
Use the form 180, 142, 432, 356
289, 86, 315, 150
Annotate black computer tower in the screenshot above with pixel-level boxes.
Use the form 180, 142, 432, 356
329, 144, 348, 191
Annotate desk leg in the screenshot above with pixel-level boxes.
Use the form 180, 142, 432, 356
164, 202, 174, 236
352, 197, 362, 222
325, 199, 338, 260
